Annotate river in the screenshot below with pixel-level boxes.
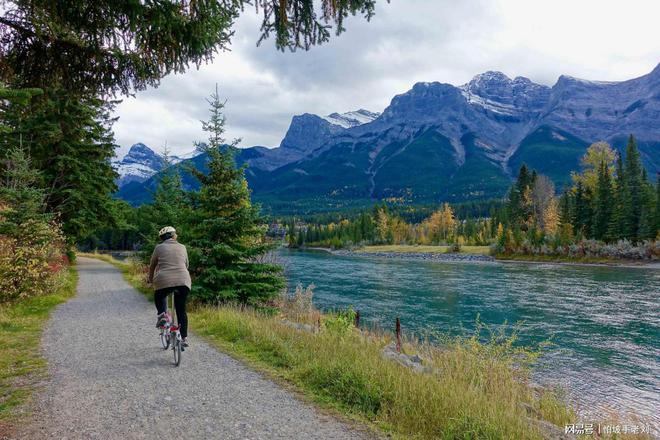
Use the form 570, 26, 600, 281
281, 249, 659, 426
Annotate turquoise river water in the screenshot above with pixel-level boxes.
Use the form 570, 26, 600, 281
281, 249, 659, 426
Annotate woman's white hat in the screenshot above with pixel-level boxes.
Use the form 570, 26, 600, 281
159, 226, 176, 236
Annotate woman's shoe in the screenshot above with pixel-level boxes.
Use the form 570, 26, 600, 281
156, 312, 169, 328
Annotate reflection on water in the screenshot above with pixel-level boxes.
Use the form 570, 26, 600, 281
281, 249, 660, 425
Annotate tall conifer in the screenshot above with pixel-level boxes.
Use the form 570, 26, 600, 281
621, 135, 643, 241
607, 152, 625, 241
187, 86, 284, 304
593, 161, 613, 240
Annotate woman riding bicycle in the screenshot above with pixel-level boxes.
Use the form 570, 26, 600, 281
148, 226, 191, 347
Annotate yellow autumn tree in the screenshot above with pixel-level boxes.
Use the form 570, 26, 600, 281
375, 208, 390, 243
543, 198, 560, 236
424, 203, 456, 243
571, 141, 616, 193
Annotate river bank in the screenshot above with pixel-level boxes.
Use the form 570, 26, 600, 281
297, 246, 659, 269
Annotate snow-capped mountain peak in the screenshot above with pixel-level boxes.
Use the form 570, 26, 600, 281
459, 71, 551, 114
113, 143, 204, 188
322, 109, 380, 128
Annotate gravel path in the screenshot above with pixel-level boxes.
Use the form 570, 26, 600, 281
17, 257, 370, 440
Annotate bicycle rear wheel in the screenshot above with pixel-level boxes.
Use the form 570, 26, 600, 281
173, 335, 182, 366
160, 330, 170, 349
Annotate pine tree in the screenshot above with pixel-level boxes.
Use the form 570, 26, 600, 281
0, 147, 50, 233
655, 174, 660, 237
0, 88, 118, 241
593, 161, 613, 240
1, 1, 379, 95
572, 182, 593, 238
637, 169, 656, 240
508, 164, 535, 230
621, 135, 643, 241
559, 190, 572, 228
187, 87, 284, 304
607, 152, 625, 241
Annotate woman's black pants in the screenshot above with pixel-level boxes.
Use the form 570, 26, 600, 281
154, 286, 189, 338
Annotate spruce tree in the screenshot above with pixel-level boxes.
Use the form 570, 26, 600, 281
621, 135, 643, 241
655, 174, 660, 237
187, 86, 284, 304
559, 190, 572, 228
607, 152, 625, 241
0, 88, 118, 241
572, 182, 593, 238
637, 169, 656, 240
593, 161, 613, 241
508, 164, 535, 229
1, 0, 379, 95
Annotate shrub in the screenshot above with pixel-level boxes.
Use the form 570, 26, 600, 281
323, 306, 356, 336
0, 220, 66, 302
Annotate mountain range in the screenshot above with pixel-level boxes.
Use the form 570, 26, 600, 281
115, 64, 660, 214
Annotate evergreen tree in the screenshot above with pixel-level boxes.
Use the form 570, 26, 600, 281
607, 152, 625, 241
655, 174, 660, 237
621, 135, 643, 241
1, 0, 379, 95
592, 161, 613, 241
572, 182, 593, 238
559, 190, 572, 228
0, 147, 50, 233
187, 87, 284, 304
637, 169, 656, 240
0, 88, 118, 241
508, 164, 535, 230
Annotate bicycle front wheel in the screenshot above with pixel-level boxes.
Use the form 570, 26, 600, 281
173, 337, 182, 366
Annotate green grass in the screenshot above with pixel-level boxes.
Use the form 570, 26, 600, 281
495, 254, 642, 265
357, 244, 492, 255
0, 266, 78, 429
89, 252, 580, 439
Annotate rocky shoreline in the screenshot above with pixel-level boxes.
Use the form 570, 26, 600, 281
333, 249, 495, 263
299, 247, 659, 269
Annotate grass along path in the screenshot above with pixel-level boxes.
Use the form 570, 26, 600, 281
87, 253, 589, 439
0, 266, 77, 436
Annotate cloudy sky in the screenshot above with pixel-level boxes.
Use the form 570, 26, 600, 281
112, 0, 660, 158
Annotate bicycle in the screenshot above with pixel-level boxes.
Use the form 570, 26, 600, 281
157, 293, 184, 366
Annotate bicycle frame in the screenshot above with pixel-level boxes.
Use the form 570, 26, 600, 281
167, 290, 183, 366
158, 291, 182, 365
